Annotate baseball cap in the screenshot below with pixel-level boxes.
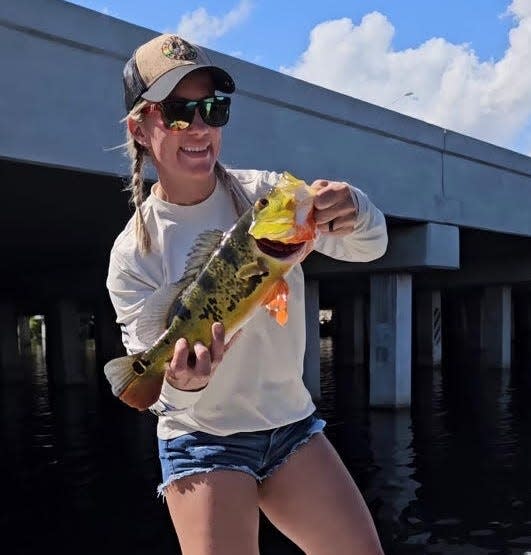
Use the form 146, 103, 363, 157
123, 34, 235, 112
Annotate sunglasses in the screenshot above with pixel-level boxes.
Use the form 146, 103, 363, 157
145, 95, 231, 130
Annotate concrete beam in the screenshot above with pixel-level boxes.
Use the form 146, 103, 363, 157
416, 256, 531, 289
2, 1, 531, 239
304, 223, 459, 277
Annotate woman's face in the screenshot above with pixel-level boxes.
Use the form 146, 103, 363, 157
134, 71, 222, 189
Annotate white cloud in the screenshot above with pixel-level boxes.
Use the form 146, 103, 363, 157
281, 1, 531, 155
175, 0, 252, 46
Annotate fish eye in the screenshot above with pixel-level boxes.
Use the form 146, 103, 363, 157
259, 198, 268, 207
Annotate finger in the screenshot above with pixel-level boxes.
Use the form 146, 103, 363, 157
313, 202, 356, 226
193, 341, 212, 376
312, 182, 346, 208
309, 179, 329, 192
210, 322, 225, 366
317, 214, 355, 236
171, 337, 190, 370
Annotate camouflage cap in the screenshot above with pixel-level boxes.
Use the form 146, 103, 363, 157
123, 34, 235, 112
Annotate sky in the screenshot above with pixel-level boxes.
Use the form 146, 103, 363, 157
66, 0, 531, 157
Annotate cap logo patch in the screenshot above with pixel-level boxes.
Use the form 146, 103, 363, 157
161, 36, 197, 61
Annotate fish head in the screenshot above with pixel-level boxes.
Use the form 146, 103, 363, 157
248, 172, 317, 263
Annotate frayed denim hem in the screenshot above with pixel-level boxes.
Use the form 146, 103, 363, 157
157, 464, 261, 500
260, 424, 325, 481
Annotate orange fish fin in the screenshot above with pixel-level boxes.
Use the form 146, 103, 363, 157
263, 278, 289, 326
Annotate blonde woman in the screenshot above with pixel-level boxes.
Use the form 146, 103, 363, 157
107, 33, 387, 555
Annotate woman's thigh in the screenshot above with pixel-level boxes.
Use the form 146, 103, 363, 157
165, 470, 260, 555
258, 434, 384, 555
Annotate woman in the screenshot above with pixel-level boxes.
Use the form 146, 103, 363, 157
107, 33, 387, 555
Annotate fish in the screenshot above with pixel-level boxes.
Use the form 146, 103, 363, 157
104, 171, 317, 410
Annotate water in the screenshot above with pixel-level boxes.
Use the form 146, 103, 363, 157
2, 339, 531, 555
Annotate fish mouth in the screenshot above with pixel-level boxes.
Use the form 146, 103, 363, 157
256, 238, 305, 258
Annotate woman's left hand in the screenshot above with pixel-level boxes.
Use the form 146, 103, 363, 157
310, 180, 359, 236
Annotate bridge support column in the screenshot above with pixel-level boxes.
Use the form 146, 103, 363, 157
18, 316, 32, 354
336, 295, 365, 366
0, 302, 21, 381
94, 295, 124, 373
369, 273, 412, 408
514, 291, 531, 361
47, 299, 86, 385
416, 290, 442, 367
481, 286, 512, 368
303, 279, 321, 401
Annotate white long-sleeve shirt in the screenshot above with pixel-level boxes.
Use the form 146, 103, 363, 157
106, 169, 387, 439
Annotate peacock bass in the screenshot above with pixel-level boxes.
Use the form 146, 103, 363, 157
104, 172, 317, 410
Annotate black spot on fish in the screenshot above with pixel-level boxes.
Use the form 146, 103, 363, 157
208, 297, 218, 305
227, 300, 236, 312
244, 275, 263, 297
198, 273, 216, 292
174, 300, 192, 321
220, 244, 239, 269
198, 307, 211, 320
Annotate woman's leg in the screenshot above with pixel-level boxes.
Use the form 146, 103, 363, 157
165, 470, 260, 555
258, 434, 384, 555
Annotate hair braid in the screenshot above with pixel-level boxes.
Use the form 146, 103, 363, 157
123, 100, 151, 254
130, 142, 151, 254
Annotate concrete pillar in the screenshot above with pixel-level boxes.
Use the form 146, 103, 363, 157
0, 302, 21, 381
46, 299, 86, 385
336, 295, 365, 366
481, 286, 511, 368
303, 279, 321, 401
369, 273, 412, 408
513, 291, 531, 361
17, 315, 32, 354
94, 294, 125, 385
40, 316, 47, 355
416, 290, 442, 367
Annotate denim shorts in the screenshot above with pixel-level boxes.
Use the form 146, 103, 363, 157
157, 412, 326, 496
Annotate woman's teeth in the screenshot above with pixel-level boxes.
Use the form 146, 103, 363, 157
181, 146, 208, 153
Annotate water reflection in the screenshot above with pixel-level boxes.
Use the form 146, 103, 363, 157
2, 339, 531, 554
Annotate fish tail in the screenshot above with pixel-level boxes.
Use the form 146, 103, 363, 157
104, 355, 165, 411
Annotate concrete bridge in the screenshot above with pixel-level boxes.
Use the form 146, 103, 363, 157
1, 0, 531, 408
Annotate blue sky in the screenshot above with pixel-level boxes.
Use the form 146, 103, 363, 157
66, 0, 531, 156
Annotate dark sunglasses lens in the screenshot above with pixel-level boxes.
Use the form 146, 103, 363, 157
199, 96, 231, 127
159, 96, 231, 129
160, 102, 195, 130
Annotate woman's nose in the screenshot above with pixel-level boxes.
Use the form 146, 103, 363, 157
189, 108, 208, 132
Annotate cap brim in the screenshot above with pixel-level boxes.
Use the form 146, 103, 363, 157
141, 65, 235, 102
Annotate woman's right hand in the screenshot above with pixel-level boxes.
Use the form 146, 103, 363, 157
165, 322, 238, 391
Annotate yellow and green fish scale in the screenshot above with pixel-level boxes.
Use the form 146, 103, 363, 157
145, 210, 289, 363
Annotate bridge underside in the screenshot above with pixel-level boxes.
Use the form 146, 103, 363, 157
3, 158, 531, 309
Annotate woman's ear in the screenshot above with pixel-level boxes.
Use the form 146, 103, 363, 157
128, 117, 149, 148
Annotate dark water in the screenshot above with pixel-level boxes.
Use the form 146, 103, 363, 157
2, 339, 531, 555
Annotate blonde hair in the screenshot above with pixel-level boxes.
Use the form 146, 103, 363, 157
124, 100, 151, 254
124, 102, 252, 255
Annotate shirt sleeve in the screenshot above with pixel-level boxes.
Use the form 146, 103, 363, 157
313, 185, 388, 262
106, 248, 203, 412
